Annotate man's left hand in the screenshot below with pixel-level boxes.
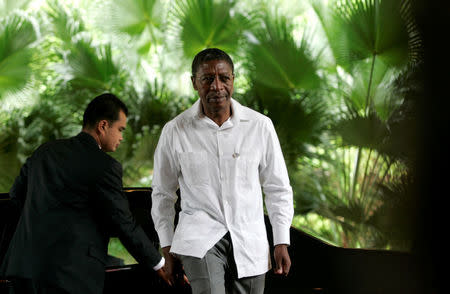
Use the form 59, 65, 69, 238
273, 244, 291, 276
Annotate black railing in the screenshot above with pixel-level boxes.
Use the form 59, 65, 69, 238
1, 188, 423, 294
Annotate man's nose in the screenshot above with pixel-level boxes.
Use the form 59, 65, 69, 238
210, 76, 223, 91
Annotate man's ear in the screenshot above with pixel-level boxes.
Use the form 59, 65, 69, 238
191, 76, 198, 91
97, 120, 108, 134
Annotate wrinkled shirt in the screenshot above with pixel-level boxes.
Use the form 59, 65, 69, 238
151, 98, 293, 278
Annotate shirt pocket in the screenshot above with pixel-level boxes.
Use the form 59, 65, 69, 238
179, 151, 210, 186
236, 153, 259, 188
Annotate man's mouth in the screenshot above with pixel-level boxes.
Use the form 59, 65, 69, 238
208, 96, 226, 103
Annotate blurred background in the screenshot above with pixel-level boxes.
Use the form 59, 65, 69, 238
0, 0, 425, 254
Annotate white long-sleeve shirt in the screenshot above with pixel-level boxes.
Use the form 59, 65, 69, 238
151, 98, 294, 278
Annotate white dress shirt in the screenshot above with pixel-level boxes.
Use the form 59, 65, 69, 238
151, 98, 293, 278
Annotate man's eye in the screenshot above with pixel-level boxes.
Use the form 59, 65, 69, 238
202, 77, 214, 83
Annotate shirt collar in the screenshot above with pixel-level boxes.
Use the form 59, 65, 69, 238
77, 131, 102, 149
191, 98, 250, 127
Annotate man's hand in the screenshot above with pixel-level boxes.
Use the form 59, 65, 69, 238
162, 246, 190, 286
156, 267, 172, 286
273, 244, 291, 276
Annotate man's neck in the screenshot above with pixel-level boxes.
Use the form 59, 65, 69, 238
202, 106, 232, 127
82, 129, 102, 149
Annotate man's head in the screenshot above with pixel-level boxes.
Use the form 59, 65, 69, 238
191, 48, 235, 118
82, 93, 128, 152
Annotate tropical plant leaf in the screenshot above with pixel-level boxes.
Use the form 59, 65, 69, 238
247, 13, 321, 91
0, 111, 21, 191
96, 0, 165, 55
241, 84, 328, 169
0, 98, 77, 192
379, 62, 422, 163
114, 80, 190, 184
0, 0, 31, 18
0, 14, 37, 98
333, 112, 389, 149
367, 173, 417, 251
65, 37, 125, 94
45, 0, 85, 44
315, 0, 413, 71
109, 0, 162, 35
339, 59, 403, 120
171, 0, 252, 59
241, 11, 326, 168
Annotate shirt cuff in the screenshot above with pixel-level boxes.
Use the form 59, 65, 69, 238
153, 257, 165, 271
273, 225, 291, 246
157, 230, 174, 248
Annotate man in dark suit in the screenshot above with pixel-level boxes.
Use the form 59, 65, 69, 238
0, 93, 170, 294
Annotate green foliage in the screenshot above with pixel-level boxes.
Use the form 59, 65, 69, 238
0, 14, 38, 98
45, 0, 85, 44
243, 11, 328, 168
0, 110, 22, 190
100, 0, 166, 55
0, 0, 31, 18
114, 80, 191, 184
333, 112, 389, 149
315, 0, 411, 70
0, 0, 423, 251
247, 13, 321, 91
171, 0, 252, 59
108, 238, 137, 264
110, 0, 161, 35
66, 39, 124, 93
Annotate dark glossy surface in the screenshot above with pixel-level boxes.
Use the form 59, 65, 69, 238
1, 188, 422, 294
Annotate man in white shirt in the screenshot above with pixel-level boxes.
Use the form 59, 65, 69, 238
151, 48, 294, 294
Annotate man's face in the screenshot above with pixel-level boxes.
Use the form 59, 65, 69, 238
191, 59, 234, 116
99, 110, 127, 152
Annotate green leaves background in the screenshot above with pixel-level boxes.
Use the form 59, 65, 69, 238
0, 0, 423, 251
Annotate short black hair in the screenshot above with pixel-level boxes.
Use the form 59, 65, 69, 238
191, 48, 234, 77
83, 93, 128, 128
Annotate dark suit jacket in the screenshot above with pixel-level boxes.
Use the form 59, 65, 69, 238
0, 132, 161, 294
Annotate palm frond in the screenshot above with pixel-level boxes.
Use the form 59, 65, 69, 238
44, 0, 85, 44
170, 0, 252, 59
333, 112, 389, 150
316, 0, 414, 70
0, 14, 37, 98
0, 110, 21, 191
367, 173, 417, 251
0, 0, 31, 18
115, 80, 190, 184
65, 37, 125, 94
334, 59, 403, 120
247, 13, 321, 91
94, 0, 166, 55
108, 0, 162, 35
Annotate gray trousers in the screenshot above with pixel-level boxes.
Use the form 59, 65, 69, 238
177, 233, 265, 294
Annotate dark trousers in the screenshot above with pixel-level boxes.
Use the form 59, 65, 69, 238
9, 278, 69, 294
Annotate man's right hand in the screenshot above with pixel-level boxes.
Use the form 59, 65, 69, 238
162, 246, 189, 286
156, 267, 172, 286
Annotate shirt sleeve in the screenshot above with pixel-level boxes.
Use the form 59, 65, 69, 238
153, 256, 165, 271
151, 123, 180, 248
94, 160, 162, 270
259, 118, 294, 246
